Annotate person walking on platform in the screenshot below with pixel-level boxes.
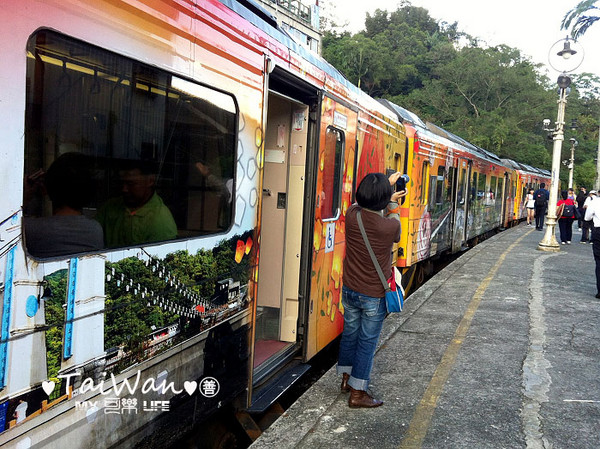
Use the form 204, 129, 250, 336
557, 190, 576, 244
337, 172, 404, 408
584, 193, 600, 298
524, 188, 535, 226
577, 186, 587, 230
533, 183, 549, 230
581, 190, 595, 243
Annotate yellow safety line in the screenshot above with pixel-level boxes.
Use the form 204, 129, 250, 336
399, 229, 532, 448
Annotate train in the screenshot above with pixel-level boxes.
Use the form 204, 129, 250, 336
0, 0, 550, 447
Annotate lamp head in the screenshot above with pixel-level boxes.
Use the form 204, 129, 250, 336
557, 74, 572, 89
557, 38, 577, 59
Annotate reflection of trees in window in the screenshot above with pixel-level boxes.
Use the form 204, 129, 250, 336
430, 166, 447, 220
477, 173, 487, 202
103, 232, 252, 372
322, 127, 344, 219
24, 30, 238, 257
44, 270, 67, 399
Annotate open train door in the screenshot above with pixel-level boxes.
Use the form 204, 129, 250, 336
452, 158, 471, 252
251, 65, 319, 394
303, 94, 357, 361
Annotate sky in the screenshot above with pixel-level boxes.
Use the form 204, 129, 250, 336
323, 0, 599, 78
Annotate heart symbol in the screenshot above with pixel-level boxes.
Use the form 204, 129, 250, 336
183, 381, 197, 396
42, 381, 55, 396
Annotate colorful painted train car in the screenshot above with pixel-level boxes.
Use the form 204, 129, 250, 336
0, 0, 549, 447
378, 100, 550, 285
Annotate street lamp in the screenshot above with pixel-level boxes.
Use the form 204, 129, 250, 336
568, 137, 577, 188
539, 36, 584, 252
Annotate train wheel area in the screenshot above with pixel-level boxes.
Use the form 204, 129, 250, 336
248, 223, 600, 448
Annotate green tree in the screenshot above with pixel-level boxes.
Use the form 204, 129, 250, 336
562, 0, 599, 39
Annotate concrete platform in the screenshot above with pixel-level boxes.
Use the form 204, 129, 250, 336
250, 224, 600, 448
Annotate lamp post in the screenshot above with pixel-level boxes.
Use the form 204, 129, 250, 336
568, 137, 577, 188
539, 36, 584, 252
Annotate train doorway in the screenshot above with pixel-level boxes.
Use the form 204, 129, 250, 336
452, 158, 470, 252
254, 91, 309, 378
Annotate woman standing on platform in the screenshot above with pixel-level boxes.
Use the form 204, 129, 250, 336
557, 190, 576, 244
337, 172, 405, 408
524, 188, 535, 226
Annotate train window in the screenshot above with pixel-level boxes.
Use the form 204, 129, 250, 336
321, 127, 344, 220
23, 30, 237, 257
457, 168, 466, 204
471, 171, 478, 201
477, 173, 487, 202
490, 176, 498, 197
420, 162, 430, 205
434, 166, 444, 204
445, 167, 454, 203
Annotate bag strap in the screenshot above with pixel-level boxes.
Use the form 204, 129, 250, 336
356, 210, 390, 292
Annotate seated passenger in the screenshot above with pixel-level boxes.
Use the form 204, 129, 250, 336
96, 159, 177, 247
24, 152, 104, 258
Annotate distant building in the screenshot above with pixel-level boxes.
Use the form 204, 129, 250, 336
255, 0, 321, 54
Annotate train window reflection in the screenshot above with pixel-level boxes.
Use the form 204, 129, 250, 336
24, 30, 237, 257
322, 127, 344, 219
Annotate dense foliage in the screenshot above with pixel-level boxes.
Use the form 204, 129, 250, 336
322, 3, 600, 188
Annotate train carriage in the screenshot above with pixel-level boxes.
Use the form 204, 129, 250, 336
0, 1, 550, 447
502, 159, 552, 225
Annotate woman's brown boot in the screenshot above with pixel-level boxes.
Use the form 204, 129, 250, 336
340, 373, 350, 393
348, 387, 383, 408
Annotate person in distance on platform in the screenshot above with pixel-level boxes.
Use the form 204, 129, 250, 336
583, 191, 600, 298
556, 190, 576, 244
581, 189, 595, 244
523, 188, 535, 226
577, 186, 587, 230
533, 183, 550, 231
337, 172, 405, 408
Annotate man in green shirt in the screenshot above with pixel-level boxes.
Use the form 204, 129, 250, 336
96, 160, 177, 247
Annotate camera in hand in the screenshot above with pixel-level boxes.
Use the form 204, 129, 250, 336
396, 174, 409, 192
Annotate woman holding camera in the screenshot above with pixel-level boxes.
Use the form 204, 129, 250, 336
337, 172, 406, 408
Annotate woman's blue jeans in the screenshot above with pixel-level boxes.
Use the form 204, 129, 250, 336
337, 285, 387, 391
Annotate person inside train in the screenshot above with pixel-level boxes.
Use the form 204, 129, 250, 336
524, 188, 535, 226
533, 183, 549, 230
557, 190, 576, 244
337, 171, 405, 408
95, 159, 177, 248
23, 152, 104, 257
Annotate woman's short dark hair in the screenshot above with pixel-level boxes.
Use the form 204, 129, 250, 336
46, 152, 94, 210
356, 173, 392, 211
561, 190, 568, 200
